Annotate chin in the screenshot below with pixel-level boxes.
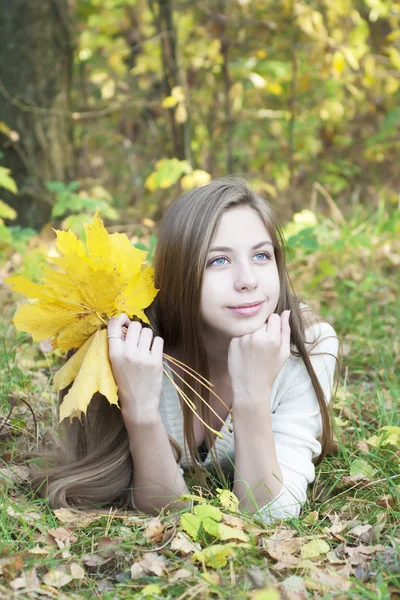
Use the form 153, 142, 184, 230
224, 316, 267, 338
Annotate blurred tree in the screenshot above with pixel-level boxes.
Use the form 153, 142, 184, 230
0, 0, 74, 229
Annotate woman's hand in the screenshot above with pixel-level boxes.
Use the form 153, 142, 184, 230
107, 314, 164, 425
228, 310, 291, 411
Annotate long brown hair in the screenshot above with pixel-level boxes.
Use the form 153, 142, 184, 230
33, 175, 338, 507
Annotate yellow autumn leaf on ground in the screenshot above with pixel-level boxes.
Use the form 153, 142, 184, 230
192, 542, 251, 568
6, 212, 159, 421
57, 329, 118, 422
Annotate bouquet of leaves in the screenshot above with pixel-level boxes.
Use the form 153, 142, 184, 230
6, 214, 231, 437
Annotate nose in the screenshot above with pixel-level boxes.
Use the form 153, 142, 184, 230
233, 261, 258, 292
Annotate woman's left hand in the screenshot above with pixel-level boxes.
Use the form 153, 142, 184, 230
228, 310, 291, 410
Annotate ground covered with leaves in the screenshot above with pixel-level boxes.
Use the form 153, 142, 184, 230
0, 204, 399, 599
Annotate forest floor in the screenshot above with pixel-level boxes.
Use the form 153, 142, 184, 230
0, 204, 399, 599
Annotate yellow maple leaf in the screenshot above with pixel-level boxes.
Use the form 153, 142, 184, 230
57, 329, 118, 422
6, 212, 159, 421
6, 212, 157, 352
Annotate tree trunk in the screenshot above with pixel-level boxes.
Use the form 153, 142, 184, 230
0, 0, 74, 229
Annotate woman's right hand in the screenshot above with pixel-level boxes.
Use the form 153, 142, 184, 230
107, 314, 164, 425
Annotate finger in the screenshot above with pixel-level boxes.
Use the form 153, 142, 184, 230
107, 314, 131, 355
150, 336, 164, 361
266, 313, 281, 342
138, 326, 154, 352
281, 310, 291, 350
108, 313, 131, 337
125, 320, 142, 348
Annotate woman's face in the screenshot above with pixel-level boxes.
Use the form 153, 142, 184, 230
200, 205, 281, 342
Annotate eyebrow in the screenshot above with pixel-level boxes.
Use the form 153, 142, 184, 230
209, 240, 274, 252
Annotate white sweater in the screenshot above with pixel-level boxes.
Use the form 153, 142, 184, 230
159, 320, 339, 523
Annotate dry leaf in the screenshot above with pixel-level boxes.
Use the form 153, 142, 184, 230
222, 513, 247, 529
347, 524, 373, 540
305, 566, 351, 593
280, 574, 308, 600
265, 538, 302, 562
10, 568, 40, 591
70, 562, 85, 580
0, 465, 30, 485
170, 532, 201, 555
143, 517, 164, 544
53, 508, 102, 526
28, 545, 50, 556
131, 552, 168, 578
376, 495, 395, 509
48, 527, 77, 548
169, 568, 193, 582
97, 536, 124, 558
42, 569, 73, 588
0, 552, 24, 583
82, 554, 111, 568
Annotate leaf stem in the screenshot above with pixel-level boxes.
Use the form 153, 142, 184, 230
163, 360, 232, 434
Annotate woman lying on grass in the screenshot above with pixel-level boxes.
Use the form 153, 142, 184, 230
35, 176, 339, 523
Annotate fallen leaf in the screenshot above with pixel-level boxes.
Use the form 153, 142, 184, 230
349, 458, 377, 479
180, 512, 202, 541
169, 568, 193, 582
217, 522, 249, 543
270, 529, 298, 542
131, 552, 168, 578
356, 440, 369, 453
192, 543, 251, 568
48, 527, 77, 548
97, 536, 124, 558
222, 513, 247, 529
143, 517, 164, 544
10, 568, 40, 591
347, 523, 373, 540
346, 544, 386, 556
42, 569, 73, 588
264, 538, 302, 561
82, 554, 111, 568
216, 488, 239, 512
28, 545, 50, 556
250, 588, 280, 600
0, 465, 30, 485
280, 574, 308, 600
367, 426, 400, 449
0, 552, 24, 582
326, 550, 346, 564
141, 583, 163, 597
201, 571, 221, 585
304, 565, 351, 593
376, 495, 395, 509
247, 566, 268, 589
70, 563, 85, 580
300, 539, 330, 560
170, 532, 201, 555
53, 508, 102, 526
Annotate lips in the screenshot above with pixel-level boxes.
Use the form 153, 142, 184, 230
229, 301, 263, 309
227, 301, 264, 317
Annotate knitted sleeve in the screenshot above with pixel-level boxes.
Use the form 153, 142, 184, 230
255, 321, 339, 523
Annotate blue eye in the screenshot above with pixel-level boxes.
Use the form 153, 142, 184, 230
209, 256, 229, 266
254, 251, 272, 261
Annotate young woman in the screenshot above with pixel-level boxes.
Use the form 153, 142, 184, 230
36, 176, 339, 523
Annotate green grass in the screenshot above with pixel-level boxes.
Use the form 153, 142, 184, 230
0, 204, 399, 599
